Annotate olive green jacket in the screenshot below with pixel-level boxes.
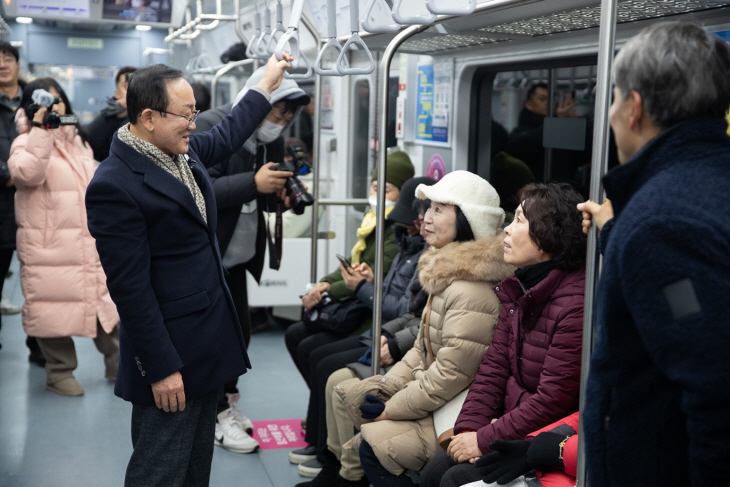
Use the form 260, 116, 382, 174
321, 220, 398, 300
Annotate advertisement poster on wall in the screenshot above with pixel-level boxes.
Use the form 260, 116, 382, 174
416, 58, 453, 146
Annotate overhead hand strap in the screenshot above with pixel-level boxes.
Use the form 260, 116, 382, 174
362, 0, 401, 33
426, 0, 476, 15
284, 47, 313, 79
255, 7, 273, 58
314, 0, 347, 76
392, 0, 437, 25
266, 2, 287, 54
245, 11, 262, 58
275, 0, 306, 67
337, 0, 375, 75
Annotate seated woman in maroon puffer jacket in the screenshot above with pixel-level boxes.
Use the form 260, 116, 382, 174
419, 182, 587, 487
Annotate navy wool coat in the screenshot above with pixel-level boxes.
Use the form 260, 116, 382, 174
584, 118, 730, 486
85, 90, 272, 406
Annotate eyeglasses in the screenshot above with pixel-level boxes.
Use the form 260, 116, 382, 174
158, 109, 200, 128
413, 218, 423, 230
0, 56, 17, 65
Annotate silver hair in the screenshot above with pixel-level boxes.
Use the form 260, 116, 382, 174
612, 22, 730, 129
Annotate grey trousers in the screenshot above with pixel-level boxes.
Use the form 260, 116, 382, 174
125, 388, 219, 487
35, 321, 119, 384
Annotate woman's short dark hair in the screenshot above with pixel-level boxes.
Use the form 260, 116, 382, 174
454, 206, 475, 243
519, 182, 587, 271
21, 77, 90, 146
127, 64, 184, 124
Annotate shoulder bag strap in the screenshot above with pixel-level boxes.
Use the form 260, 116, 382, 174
423, 295, 436, 365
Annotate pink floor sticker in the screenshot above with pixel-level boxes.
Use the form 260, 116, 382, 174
250, 419, 309, 450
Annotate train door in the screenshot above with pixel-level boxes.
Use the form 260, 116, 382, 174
468, 58, 617, 217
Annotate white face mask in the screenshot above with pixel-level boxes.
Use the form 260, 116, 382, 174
255, 119, 285, 144
368, 194, 396, 213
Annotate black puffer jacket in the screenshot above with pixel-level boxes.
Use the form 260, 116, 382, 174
355, 225, 426, 322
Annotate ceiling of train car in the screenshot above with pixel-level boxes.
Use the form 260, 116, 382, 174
397, 0, 730, 54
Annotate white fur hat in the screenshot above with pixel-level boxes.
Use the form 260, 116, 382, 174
415, 170, 505, 240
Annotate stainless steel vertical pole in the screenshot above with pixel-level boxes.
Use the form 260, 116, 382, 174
369, 0, 540, 376
371, 24, 428, 376
310, 47, 323, 283
576, 0, 619, 484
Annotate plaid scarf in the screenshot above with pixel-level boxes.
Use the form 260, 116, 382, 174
118, 124, 207, 224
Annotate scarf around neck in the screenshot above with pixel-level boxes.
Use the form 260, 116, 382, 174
118, 124, 207, 224
351, 207, 394, 264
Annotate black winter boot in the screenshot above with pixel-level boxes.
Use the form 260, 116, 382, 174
338, 475, 371, 487
295, 452, 341, 487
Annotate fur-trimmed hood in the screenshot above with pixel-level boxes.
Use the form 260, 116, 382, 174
418, 233, 515, 296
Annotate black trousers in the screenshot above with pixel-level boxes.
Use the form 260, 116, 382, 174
304, 336, 367, 454
419, 451, 482, 487
125, 389, 218, 487
284, 320, 343, 388
0, 248, 12, 334
360, 439, 414, 487
217, 263, 252, 414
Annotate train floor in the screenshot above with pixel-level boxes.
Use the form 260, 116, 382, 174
0, 256, 314, 487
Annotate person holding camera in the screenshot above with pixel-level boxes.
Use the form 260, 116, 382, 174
8, 78, 120, 397
192, 65, 311, 455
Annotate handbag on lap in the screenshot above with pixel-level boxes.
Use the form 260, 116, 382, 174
303, 296, 370, 336
422, 295, 471, 450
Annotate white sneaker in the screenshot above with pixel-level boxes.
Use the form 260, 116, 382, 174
214, 414, 260, 454
0, 296, 21, 315
225, 393, 254, 434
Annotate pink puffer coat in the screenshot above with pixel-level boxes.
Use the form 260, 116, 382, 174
8, 109, 119, 338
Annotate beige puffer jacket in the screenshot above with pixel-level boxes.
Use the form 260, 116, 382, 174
337, 234, 514, 475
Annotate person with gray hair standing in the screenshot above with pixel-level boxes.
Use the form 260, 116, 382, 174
579, 21, 730, 486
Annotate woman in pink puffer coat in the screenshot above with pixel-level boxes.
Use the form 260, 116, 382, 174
8, 78, 119, 397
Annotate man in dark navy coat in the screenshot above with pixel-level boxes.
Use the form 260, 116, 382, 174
85, 54, 291, 486
579, 22, 730, 486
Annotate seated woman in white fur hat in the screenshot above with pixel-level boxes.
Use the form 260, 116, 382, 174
330, 171, 515, 487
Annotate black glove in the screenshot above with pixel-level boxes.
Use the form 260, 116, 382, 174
359, 394, 385, 419
526, 432, 567, 469
475, 439, 531, 485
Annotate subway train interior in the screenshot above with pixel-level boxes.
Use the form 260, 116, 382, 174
1, 0, 729, 486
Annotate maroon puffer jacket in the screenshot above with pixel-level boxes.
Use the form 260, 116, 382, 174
454, 268, 585, 454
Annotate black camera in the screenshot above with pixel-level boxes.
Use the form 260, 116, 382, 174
29, 89, 79, 129
271, 144, 314, 215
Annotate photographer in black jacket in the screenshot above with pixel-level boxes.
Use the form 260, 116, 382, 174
193, 66, 310, 454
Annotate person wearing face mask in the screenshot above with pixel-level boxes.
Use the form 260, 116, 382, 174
86, 66, 137, 162
285, 151, 414, 390
190, 66, 310, 455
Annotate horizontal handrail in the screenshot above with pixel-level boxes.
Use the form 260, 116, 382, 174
317, 199, 370, 206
